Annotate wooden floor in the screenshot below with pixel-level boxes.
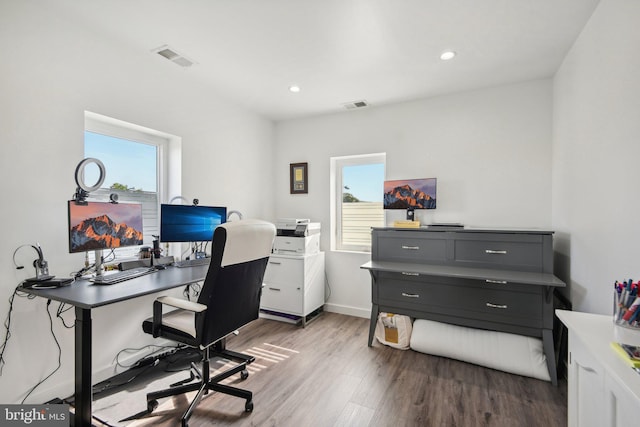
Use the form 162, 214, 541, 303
119, 312, 567, 427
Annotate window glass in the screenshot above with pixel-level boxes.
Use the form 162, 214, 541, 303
332, 154, 385, 252
84, 131, 157, 192
83, 122, 166, 260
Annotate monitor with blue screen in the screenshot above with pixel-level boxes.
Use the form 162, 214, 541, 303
160, 204, 227, 242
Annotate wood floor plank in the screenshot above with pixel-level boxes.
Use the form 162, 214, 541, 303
117, 312, 567, 427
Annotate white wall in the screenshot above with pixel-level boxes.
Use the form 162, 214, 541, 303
552, 0, 640, 314
0, 3, 274, 403
275, 79, 553, 317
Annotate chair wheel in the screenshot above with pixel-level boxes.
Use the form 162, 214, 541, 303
245, 400, 253, 412
241, 369, 249, 380
147, 399, 158, 413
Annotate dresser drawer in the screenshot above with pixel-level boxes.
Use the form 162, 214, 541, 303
453, 234, 543, 271
375, 231, 447, 263
377, 276, 543, 328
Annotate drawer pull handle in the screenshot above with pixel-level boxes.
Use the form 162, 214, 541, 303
401, 292, 420, 298
485, 279, 507, 285
401, 245, 420, 250
401, 272, 419, 276
268, 261, 282, 265
576, 362, 597, 373
268, 287, 281, 291
485, 249, 507, 255
486, 302, 507, 309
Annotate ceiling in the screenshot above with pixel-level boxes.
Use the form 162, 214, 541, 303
47, 0, 600, 121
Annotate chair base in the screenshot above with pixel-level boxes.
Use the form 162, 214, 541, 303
146, 344, 255, 427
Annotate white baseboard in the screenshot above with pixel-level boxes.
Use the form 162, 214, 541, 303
323, 303, 371, 319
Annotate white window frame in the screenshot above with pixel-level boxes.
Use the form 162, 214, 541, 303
330, 153, 385, 253
83, 111, 181, 261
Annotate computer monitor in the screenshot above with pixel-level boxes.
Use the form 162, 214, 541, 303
68, 200, 144, 253
383, 178, 437, 210
160, 204, 227, 242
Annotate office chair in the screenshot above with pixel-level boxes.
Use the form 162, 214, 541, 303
140, 219, 276, 426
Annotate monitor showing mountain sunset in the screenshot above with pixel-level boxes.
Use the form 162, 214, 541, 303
68, 201, 144, 253
383, 178, 437, 209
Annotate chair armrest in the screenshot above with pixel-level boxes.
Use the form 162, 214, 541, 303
152, 296, 207, 337
156, 296, 207, 313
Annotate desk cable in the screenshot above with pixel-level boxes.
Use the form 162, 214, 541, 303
0, 284, 36, 377
1, 284, 72, 404
20, 299, 62, 404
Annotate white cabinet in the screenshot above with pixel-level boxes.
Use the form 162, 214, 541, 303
557, 311, 640, 427
567, 329, 605, 427
605, 372, 639, 427
260, 252, 325, 326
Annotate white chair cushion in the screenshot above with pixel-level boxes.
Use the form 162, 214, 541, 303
220, 219, 276, 267
161, 309, 197, 338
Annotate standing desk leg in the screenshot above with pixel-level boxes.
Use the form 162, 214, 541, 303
74, 307, 92, 426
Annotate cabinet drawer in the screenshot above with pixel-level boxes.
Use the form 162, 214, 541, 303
375, 232, 447, 263
261, 280, 302, 314
378, 277, 543, 328
454, 234, 543, 271
263, 257, 303, 285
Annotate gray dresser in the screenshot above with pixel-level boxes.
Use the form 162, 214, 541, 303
361, 227, 566, 385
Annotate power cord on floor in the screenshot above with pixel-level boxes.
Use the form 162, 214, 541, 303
114, 344, 182, 369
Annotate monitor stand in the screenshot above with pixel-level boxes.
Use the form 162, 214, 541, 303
94, 249, 104, 277
406, 208, 415, 221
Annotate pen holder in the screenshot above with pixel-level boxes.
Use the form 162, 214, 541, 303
614, 290, 640, 345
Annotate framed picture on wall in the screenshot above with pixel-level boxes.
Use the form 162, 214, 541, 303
290, 162, 308, 194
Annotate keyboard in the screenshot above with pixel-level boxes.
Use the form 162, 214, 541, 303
175, 258, 210, 268
90, 267, 155, 285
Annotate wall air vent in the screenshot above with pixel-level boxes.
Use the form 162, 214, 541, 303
342, 100, 369, 110
152, 45, 195, 68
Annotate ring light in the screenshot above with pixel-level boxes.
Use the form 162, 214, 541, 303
75, 157, 106, 192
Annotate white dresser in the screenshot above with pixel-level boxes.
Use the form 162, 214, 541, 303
556, 310, 640, 427
260, 252, 325, 326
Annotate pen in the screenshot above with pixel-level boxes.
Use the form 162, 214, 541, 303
622, 296, 640, 321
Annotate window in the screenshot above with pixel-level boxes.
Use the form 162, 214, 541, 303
83, 112, 174, 260
331, 153, 385, 252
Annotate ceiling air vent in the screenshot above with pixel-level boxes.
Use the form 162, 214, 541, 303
152, 45, 195, 68
343, 100, 369, 110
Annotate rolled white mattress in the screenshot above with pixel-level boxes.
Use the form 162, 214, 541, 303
410, 319, 550, 382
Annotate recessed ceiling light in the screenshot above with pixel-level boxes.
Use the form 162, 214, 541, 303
440, 50, 456, 61
289, 85, 301, 93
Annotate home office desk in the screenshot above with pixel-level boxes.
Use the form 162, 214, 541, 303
19, 265, 209, 426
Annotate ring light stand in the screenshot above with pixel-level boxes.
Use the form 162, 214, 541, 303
73, 157, 106, 205
73, 158, 107, 276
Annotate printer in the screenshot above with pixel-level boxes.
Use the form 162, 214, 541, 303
273, 218, 321, 255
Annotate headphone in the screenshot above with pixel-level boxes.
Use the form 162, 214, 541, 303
13, 244, 46, 271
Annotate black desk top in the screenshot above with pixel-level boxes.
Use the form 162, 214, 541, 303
19, 265, 208, 310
